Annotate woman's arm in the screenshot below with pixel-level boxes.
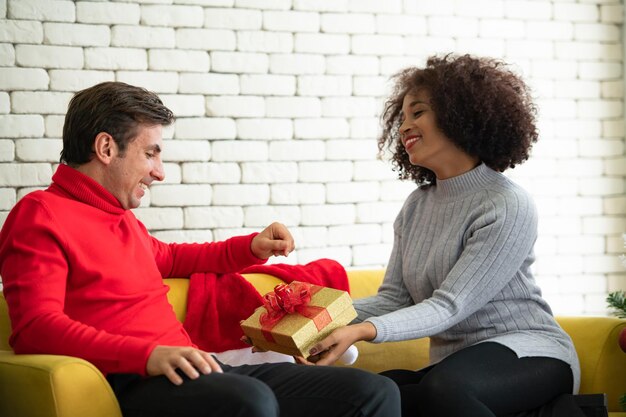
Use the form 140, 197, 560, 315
353, 230, 415, 321
368, 191, 538, 343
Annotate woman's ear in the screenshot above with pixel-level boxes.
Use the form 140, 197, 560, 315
92, 132, 116, 164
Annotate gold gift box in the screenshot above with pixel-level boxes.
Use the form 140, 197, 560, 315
240, 283, 357, 357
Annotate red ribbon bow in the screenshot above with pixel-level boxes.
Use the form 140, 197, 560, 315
259, 281, 331, 344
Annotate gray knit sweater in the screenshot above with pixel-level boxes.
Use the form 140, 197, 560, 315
354, 163, 580, 393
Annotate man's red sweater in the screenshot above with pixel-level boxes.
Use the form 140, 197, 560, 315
0, 164, 265, 375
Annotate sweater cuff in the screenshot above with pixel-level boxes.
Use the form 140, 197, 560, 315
119, 337, 158, 375
364, 318, 387, 343
236, 232, 267, 265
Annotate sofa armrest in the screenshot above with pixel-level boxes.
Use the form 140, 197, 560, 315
557, 316, 626, 412
0, 350, 122, 417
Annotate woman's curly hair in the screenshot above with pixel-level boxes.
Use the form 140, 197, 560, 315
379, 54, 538, 186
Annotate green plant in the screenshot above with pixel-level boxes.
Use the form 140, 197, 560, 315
607, 291, 626, 410
606, 291, 626, 318
606, 233, 626, 410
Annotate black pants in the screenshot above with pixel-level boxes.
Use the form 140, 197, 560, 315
107, 360, 400, 417
381, 342, 584, 417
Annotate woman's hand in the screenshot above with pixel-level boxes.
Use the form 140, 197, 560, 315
251, 222, 295, 259
300, 322, 377, 366
240, 334, 267, 353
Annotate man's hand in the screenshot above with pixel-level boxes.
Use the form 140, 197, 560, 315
146, 345, 222, 385
251, 222, 295, 259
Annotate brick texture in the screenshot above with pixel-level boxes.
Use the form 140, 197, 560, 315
0, 0, 623, 315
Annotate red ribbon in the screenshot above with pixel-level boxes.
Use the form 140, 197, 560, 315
259, 281, 332, 344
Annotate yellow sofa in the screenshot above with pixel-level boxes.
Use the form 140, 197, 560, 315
1, 270, 625, 417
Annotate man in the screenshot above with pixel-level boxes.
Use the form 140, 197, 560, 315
0, 82, 400, 417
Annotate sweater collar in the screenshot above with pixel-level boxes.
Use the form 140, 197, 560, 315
432, 163, 501, 201
50, 164, 126, 215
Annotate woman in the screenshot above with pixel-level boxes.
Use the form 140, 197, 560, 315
305, 54, 586, 417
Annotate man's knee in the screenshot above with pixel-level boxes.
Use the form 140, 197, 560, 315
231, 379, 278, 417
367, 371, 401, 398
347, 369, 401, 415
194, 374, 279, 417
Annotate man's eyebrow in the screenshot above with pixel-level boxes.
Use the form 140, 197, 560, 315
147, 144, 162, 153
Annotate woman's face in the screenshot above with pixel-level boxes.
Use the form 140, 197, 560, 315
398, 90, 474, 179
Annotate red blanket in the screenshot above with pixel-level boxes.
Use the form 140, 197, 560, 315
182, 259, 349, 353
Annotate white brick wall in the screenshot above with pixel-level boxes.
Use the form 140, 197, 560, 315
294, 118, 349, 139
0, 94, 8, 114
162, 140, 211, 162
204, 8, 262, 30
240, 74, 295, 96
182, 162, 240, 184
239, 119, 293, 140
116, 71, 178, 94
8, 0, 75, 22
49, 70, 113, 92
44, 118, 66, 138
0, 0, 623, 316
85, 47, 147, 70
141, 5, 204, 28
241, 161, 298, 183
174, 117, 236, 140
16, 45, 84, 69
11, 92, 72, 114
15, 139, 62, 162
133, 207, 184, 230
44, 22, 110, 47
244, 205, 300, 227
270, 183, 325, 204
149, 50, 210, 73
185, 206, 244, 228
211, 51, 268, 73
76, 2, 140, 25
0, 140, 14, 162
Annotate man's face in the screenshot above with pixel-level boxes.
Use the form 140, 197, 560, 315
103, 124, 165, 210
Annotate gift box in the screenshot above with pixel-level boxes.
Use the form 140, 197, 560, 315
240, 281, 357, 357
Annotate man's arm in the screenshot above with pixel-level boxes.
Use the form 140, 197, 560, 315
0, 197, 156, 375
151, 222, 295, 278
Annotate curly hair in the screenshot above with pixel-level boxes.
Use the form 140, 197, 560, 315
379, 54, 538, 186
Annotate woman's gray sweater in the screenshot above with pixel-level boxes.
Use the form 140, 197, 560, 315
354, 163, 580, 393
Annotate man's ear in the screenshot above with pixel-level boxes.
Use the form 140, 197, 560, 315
92, 132, 117, 165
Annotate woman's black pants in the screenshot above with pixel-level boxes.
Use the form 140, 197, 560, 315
380, 342, 584, 417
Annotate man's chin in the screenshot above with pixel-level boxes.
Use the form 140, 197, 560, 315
123, 198, 142, 210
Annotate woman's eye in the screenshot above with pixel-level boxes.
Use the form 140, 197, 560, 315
413, 111, 423, 118
146, 153, 154, 158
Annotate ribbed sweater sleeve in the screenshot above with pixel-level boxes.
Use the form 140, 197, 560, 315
359, 184, 537, 343
352, 164, 580, 394
355, 165, 575, 362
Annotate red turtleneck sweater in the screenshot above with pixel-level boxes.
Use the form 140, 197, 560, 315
0, 164, 264, 375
